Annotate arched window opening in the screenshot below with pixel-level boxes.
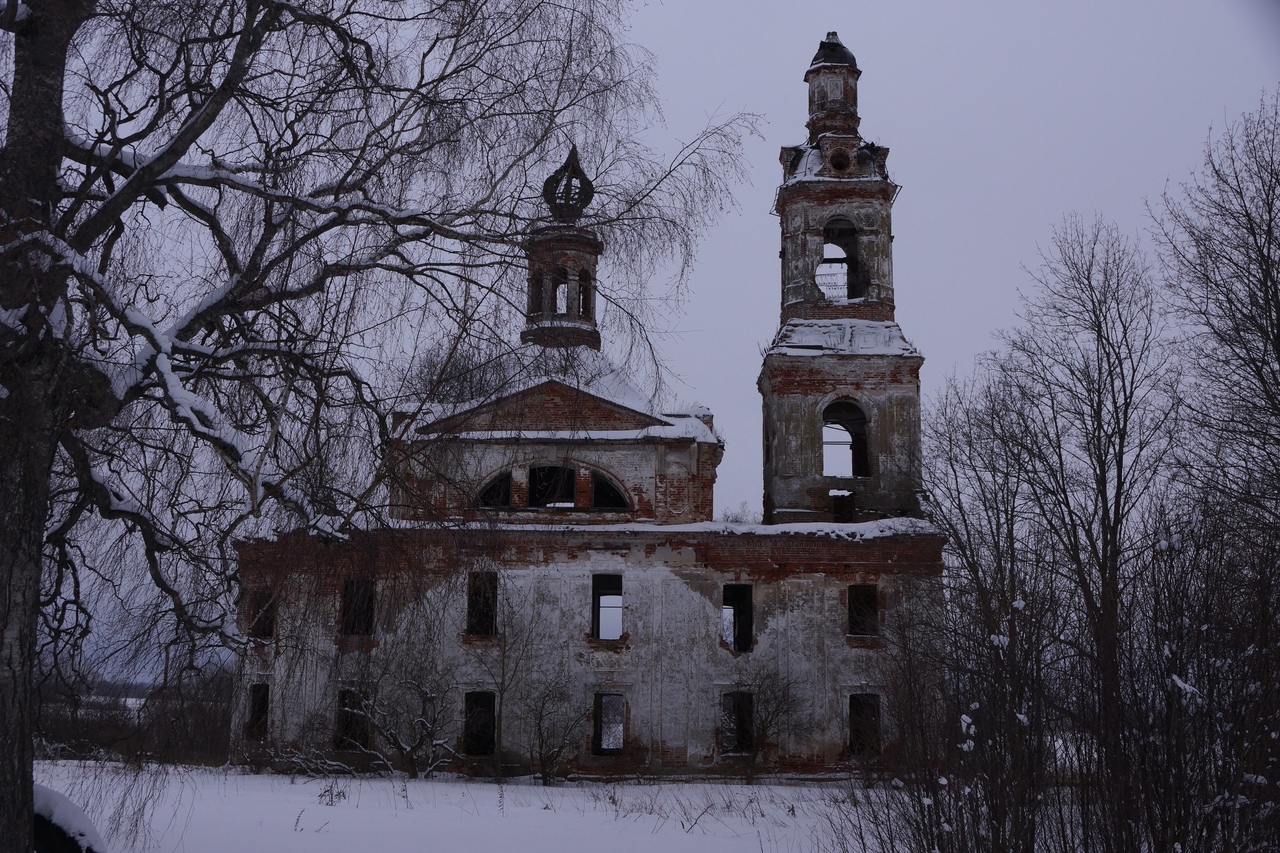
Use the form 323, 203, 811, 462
477, 471, 513, 508
820, 218, 867, 300
823, 401, 870, 478
529, 465, 575, 507
578, 269, 594, 322
591, 471, 628, 509
552, 266, 569, 315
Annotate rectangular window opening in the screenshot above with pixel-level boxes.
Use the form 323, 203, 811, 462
721, 691, 754, 753
592, 574, 623, 640
849, 693, 881, 757
247, 589, 276, 640
245, 683, 270, 741
593, 693, 625, 755
722, 584, 753, 652
848, 584, 878, 636
529, 465, 576, 507
334, 688, 371, 750
463, 691, 496, 756
466, 571, 498, 636
340, 578, 376, 636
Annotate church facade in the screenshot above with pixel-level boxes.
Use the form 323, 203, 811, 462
232, 33, 942, 777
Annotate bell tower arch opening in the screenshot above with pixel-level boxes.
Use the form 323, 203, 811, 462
822, 401, 869, 478
819, 218, 867, 300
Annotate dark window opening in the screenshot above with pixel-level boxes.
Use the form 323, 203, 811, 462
529, 274, 544, 318
552, 266, 569, 315
591, 471, 628, 509
849, 693, 881, 757
478, 471, 513, 508
721, 691, 754, 753
578, 268, 591, 318
340, 578, 376, 636
466, 571, 498, 636
848, 584, 879, 636
721, 584, 754, 653
819, 218, 868, 299
463, 691, 496, 755
529, 465, 575, 508
592, 574, 623, 640
246, 589, 276, 640
831, 490, 856, 523
823, 401, 870, 478
334, 688, 371, 750
593, 693, 625, 755
245, 683, 270, 741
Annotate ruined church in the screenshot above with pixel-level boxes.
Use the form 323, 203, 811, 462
233, 33, 943, 775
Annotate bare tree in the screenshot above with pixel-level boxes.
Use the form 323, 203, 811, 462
523, 657, 590, 786
1156, 91, 1280, 525
351, 584, 461, 779
844, 217, 1180, 853
0, 0, 753, 845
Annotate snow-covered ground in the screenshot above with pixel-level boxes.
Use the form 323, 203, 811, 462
36, 762, 849, 852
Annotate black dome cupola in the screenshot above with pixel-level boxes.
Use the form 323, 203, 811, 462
804, 31, 862, 142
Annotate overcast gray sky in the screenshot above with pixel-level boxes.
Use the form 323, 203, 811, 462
619, 0, 1280, 515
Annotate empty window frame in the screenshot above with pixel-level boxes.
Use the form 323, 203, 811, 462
466, 571, 499, 636
822, 401, 870, 478
849, 693, 881, 757
721, 584, 754, 652
477, 471, 513, 508
245, 683, 270, 741
721, 691, 754, 753
819, 218, 867, 299
593, 693, 625, 755
590, 471, 628, 509
528, 274, 544, 318
552, 266, 570, 315
246, 589, 276, 640
463, 691, 496, 756
340, 579, 376, 636
578, 269, 594, 320
591, 574, 623, 640
847, 584, 879, 636
528, 465, 575, 508
334, 688, 371, 750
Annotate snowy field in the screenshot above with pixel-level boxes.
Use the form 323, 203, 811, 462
36, 762, 851, 852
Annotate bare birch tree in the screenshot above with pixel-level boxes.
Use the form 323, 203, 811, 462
0, 0, 752, 846
1156, 92, 1280, 526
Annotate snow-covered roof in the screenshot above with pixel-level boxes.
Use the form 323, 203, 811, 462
403, 345, 659, 433
766, 318, 920, 357
447, 415, 717, 445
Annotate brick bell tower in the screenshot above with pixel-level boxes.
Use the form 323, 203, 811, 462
759, 33, 924, 524
522, 145, 603, 350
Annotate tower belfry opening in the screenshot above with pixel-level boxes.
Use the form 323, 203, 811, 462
819, 218, 866, 300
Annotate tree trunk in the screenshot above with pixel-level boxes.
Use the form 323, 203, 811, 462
0, 3, 91, 850
0, 372, 59, 853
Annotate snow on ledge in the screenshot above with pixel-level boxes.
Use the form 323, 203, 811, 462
385, 515, 939, 540
767, 319, 919, 357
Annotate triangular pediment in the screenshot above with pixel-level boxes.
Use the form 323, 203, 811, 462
416, 380, 668, 435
